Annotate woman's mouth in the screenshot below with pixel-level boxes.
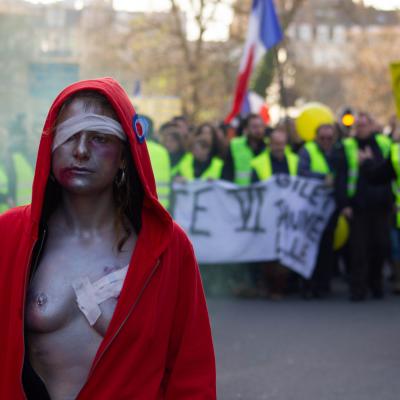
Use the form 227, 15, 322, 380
64, 166, 94, 176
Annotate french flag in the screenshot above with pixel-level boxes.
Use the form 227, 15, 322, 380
241, 91, 271, 124
225, 0, 283, 124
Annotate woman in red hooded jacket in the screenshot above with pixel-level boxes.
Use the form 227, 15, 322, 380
0, 78, 216, 400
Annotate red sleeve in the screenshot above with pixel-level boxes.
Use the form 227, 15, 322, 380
164, 232, 216, 400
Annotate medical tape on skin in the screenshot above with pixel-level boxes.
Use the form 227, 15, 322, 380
72, 265, 129, 326
52, 113, 126, 152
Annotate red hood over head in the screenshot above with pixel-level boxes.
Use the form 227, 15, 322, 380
0, 78, 216, 400
30, 77, 169, 230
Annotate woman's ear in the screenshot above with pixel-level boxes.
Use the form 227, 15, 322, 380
119, 148, 126, 169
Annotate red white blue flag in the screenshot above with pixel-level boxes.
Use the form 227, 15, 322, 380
225, 0, 282, 123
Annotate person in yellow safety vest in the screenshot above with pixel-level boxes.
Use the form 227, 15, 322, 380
147, 141, 171, 210
141, 116, 172, 210
171, 115, 191, 152
0, 163, 11, 213
251, 127, 298, 183
335, 111, 393, 301
175, 123, 224, 181
221, 113, 267, 185
0, 127, 12, 213
6, 113, 35, 207
7, 151, 35, 207
360, 125, 400, 294
250, 128, 298, 300
159, 122, 187, 178
4, 113, 34, 207
298, 124, 338, 299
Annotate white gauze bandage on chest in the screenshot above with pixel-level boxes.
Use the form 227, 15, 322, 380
53, 113, 126, 152
72, 265, 129, 326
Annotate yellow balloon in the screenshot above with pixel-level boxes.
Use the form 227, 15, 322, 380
333, 215, 350, 251
295, 102, 335, 142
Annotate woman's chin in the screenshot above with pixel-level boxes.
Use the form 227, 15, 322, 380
59, 182, 110, 196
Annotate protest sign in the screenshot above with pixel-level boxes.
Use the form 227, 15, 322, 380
171, 176, 335, 278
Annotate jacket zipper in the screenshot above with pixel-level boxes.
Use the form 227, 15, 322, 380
20, 228, 47, 399
76, 258, 161, 399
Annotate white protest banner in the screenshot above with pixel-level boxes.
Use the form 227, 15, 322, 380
171, 176, 335, 279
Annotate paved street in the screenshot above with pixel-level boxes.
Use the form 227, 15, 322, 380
208, 283, 400, 400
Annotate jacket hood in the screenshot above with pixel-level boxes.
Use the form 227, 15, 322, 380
0, 78, 218, 399
30, 77, 172, 236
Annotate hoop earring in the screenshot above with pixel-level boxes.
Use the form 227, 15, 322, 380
115, 168, 126, 187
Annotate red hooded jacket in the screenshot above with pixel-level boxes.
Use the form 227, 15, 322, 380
0, 78, 216, 399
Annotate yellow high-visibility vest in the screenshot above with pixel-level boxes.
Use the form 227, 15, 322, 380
147, 141, 171, 209
304, 141, 331, 175
0, 164, 9, 213
12, 152, 34, 206
177, 153, 224, 181
230, 136, 255, 186
391, 143, 400, 228
251, 150, 299, 181
343, 134, 391, 197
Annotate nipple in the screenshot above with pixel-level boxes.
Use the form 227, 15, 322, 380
36, 293, 48, 307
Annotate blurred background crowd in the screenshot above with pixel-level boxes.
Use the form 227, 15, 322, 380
2, 104, 400, 303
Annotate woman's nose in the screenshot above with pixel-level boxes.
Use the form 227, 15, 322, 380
73, 132, 90, 160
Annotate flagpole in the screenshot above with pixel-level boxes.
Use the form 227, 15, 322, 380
273, 46, 289, 122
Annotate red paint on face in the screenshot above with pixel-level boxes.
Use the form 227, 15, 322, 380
58, 168, 74, 186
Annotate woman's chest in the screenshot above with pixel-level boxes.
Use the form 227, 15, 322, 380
25, 236, 134, 336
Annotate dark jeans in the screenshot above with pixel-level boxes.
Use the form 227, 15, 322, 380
303, 212, 338, 296
348, 210, 391, 297
264, 261, 289, 295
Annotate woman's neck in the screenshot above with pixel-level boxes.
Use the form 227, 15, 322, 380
54, 188, 116, 235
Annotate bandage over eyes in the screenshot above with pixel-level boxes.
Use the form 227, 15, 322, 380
72, 265, 129, 326
52, 113, 126, 152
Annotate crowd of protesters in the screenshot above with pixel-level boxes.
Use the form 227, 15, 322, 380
2, 108, 400, 302
146, 110, 400, 302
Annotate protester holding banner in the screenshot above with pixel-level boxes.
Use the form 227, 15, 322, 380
335, 111, 393, 301
250, 127, 299, 299
298, 124, 338, 298
251, 127, 299, 182
221, 113, 267, 185
175, 123, 224, 181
